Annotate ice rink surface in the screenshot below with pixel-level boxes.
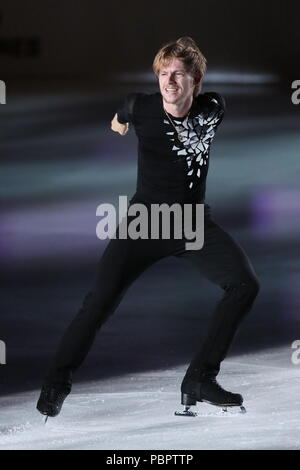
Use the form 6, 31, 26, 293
1, 83, 300, 450
0, 347, 300, 450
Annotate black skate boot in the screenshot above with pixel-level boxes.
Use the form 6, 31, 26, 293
37, 384, 70, 422
175, 376, 246, 417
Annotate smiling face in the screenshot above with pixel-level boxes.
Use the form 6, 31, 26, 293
158, 57, 199, 107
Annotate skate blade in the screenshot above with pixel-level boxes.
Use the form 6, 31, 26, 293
38, 409, 50, 424
201, 399, 246, 412
174, 405, 246, 416
220, 405, 246, 414
175, 401, 246, 417
174, 409, 197, 417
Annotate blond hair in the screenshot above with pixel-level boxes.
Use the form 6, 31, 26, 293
152, 36, 207, 97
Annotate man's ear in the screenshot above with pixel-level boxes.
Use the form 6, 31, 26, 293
193, 73, 203, 95
194, 73, 203, 87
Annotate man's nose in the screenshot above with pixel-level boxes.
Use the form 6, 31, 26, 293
167, 75, 176, 83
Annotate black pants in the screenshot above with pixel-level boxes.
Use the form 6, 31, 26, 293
45, 204, 260, 390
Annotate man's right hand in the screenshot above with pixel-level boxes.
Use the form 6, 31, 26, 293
111, 113, 129, 136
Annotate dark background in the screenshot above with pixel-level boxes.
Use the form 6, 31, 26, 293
0, 0, 299, 82
1, 1, 299, 396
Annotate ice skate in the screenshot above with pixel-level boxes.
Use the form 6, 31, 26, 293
36, 384, 70, 422
175, 376, 246, 416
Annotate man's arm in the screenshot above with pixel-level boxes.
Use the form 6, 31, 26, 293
111, 92, 141, 136
111, 113, 129, 136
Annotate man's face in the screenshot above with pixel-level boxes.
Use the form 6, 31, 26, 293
158, 57, 198, 105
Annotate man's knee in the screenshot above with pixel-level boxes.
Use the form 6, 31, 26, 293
238, 276, 260, 300
225, 276, 260, 300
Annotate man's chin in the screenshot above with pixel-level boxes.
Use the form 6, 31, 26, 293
162, 93, 180, 104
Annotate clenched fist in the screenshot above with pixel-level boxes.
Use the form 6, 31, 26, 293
111, 113, 129, 136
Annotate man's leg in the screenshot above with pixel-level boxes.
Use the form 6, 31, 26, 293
175, 212, 260, 382
43, 233, 169, 390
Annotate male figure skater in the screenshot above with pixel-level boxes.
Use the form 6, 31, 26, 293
37, 37, 260, 419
